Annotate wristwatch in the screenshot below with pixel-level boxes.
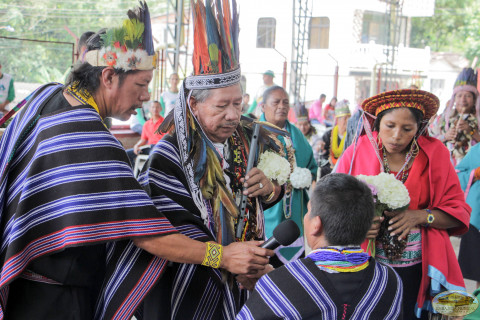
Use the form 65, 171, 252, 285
424, 209, 434, 227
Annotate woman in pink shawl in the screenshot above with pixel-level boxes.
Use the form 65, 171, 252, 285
336, 89, 471, 319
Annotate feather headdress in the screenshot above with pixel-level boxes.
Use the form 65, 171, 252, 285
84, 1, 156, 71
157, 0, 288, 248
191, 0, 240, 75
444, 67, 480, 131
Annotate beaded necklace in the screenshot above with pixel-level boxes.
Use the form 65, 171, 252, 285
65, 83, 108, 129
330, 125, 346, 159
307, 247, 369, 273
382, 146, 416, 184
66, 83, 101, 116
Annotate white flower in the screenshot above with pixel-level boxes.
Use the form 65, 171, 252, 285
374, 173, 410, 210
257, 151, 291, 185
356, 173, 410, 210
290, 167, 312, 189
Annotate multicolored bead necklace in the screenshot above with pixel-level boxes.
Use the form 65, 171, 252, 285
307, 247, 369, 273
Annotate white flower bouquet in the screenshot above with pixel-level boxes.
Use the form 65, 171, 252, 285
290, 167, 312, 189
356, 173, 410, 257
257, 151, 291, 185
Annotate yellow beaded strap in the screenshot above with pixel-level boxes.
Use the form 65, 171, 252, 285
66, 83, 102, 118
202, 242, 223, 268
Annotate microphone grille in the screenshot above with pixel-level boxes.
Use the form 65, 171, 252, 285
272, 220, 300, 246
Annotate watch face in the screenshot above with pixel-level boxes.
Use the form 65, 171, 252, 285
427, 214, 435, 224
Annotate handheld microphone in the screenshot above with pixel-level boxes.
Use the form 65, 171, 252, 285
261, 220, 300, 250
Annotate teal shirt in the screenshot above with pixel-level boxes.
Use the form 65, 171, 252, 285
456, 143, 480, 230
260, 114, 318, 262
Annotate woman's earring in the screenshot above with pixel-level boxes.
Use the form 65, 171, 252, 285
410, 136, 419, 156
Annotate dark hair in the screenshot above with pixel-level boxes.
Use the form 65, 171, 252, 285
66, 29, 140, 95
263, 85, 288, 105
373, 107, 424, 132
78, 31, 95, 54
320, 94, 326, 99
309, 173, 374, 245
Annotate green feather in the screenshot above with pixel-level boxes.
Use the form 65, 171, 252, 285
100, 29, 115, 48
113, 28, 126, 45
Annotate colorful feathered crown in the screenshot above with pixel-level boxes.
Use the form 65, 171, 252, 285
85, 1, 156, 71
191, 0, 240, 76
454, 68, 477, 89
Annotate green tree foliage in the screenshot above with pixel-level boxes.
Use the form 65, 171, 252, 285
0, 0, 167, 83
410, 0, 480, 64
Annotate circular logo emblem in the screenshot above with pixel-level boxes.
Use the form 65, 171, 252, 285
432, 290, 479, 317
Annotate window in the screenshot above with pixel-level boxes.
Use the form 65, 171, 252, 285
309, 17, 330, 49
361, 11, 407, 45
256, 18, 276, 48
361, 12, 387, 44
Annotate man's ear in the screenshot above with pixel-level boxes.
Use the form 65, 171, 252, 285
312, 216, 323, 236
100, 67, 116, 89
261, 102, 265, 113
189, 96, 198, 117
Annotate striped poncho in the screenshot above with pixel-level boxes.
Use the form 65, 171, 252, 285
0, 83, 177, 319
138, 130, 283, 320
237, 258, 403, 320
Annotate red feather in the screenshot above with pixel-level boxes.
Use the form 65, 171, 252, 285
193, 1, 211, 74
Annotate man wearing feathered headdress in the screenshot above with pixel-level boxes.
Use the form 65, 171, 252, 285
0, 2, 274, 319
137, 0, 289, 318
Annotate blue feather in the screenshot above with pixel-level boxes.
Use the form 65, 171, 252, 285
258, 122, 290, 137
205, 0, 221, 61
194, 138, 207, 183
198, 127, 223, 162
140, 1, 154, 55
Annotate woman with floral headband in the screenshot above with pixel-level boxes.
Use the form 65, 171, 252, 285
336, 89, 470, 319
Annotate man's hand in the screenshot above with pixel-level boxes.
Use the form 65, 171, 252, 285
221, 241, 274, 275
133, 144, 141, 155
241, 168, 273, 198
236, 264, 274, 290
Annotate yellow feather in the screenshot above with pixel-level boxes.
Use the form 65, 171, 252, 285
123, 18, 144, 45
208, 44, 219, 62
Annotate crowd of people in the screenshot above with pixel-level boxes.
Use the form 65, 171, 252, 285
0, 0, 478, 319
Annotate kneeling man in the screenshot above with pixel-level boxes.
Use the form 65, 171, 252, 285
238, 173, 403, 320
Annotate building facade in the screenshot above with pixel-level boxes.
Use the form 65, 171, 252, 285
237, 0, 464, 111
